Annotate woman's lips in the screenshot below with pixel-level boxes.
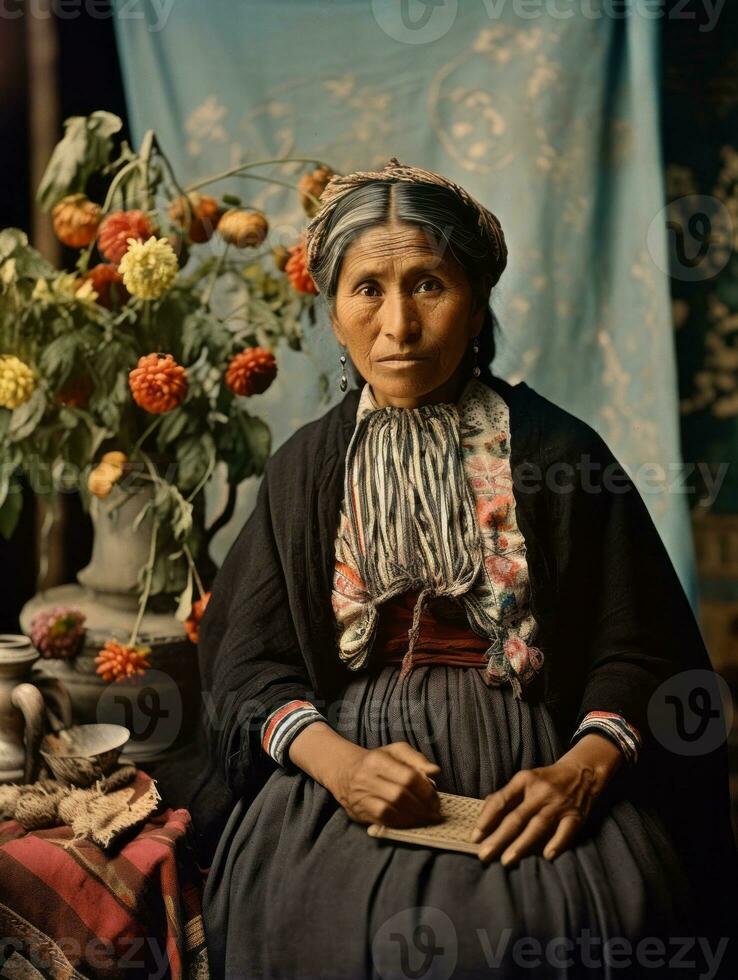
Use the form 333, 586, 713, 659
377, 357, 428, 366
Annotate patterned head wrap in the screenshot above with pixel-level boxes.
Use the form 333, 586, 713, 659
304, 156, 508, 285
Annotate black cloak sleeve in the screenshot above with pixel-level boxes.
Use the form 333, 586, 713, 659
542, 410, 738, 952
549, 421, 709, 743
196, 455, 317, 798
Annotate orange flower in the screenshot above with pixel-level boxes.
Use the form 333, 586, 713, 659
98, 210, 156, 264
129, 353, 188, 414
169, 193, 223, 244
285, 240, 318, 294
225, 347, 277, 397
95, 640, 151, 683
217, 210, 269, 248
272, 245, 290, 271
184, 591, 211, 644
297, 165, 334, 217
81, 263, 129, 309
52, 194, 101, 248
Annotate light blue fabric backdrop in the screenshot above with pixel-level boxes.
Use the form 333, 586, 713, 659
113, 0, 699, 608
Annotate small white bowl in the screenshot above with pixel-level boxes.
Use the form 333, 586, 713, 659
40, 724, 130, 787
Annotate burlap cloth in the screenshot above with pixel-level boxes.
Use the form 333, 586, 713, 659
0, 763, 162, 849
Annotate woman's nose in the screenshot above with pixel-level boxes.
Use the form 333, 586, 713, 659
381, 291, 421, 342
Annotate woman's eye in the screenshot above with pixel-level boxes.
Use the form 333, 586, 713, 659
356, 280, 439, 297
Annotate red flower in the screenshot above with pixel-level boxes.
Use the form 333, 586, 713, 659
184, 592, 211, 644
82, 263, 129, 309
98, 210, 156, 264
129, 353, 188, 414
169, 194, 223, 244
225, 347, 277, 397
54, 374, 92, 409
285, 240, 318, 294
95, 640, 151, 683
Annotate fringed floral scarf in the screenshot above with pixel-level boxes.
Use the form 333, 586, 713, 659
332, 377, 544, 699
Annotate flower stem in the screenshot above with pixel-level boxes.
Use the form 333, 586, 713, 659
139, 129, 156, 211
154, 141, 194, 224
185, 444, 216, 503
233, 171, 321, 210
128, 518, 158, 647
185, 157, 333, 194
202, 243, 230, 308
183, 542, 206, 598
131, 415, 163, 456
100, 159, 141, 215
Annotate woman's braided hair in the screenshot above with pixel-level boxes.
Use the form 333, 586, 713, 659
304, 156, 508, 288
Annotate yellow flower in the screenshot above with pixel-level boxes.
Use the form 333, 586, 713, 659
87, 452, 128, 498
31, 274, 98, 306
87, 464, 120, 498
73, 279, 99, 304
0, 355, 35, 410
118, 235, 179, 300
31, 278, 54, 303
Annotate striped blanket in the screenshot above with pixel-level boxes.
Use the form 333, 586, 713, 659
0, 771, 209, 979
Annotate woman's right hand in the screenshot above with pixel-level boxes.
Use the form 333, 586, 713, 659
332, 741, 442, 828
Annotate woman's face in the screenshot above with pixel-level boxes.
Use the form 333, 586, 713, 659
331, 219, 489, 408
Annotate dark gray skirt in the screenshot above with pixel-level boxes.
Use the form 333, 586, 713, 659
202, 664, 703, 980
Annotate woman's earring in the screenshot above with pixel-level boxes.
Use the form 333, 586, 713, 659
472, 337, 480, 378
339, 350, 348, 392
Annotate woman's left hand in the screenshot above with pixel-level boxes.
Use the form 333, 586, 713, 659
471, 733, 623, 866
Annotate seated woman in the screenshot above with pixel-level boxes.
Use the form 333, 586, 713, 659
197, 159, 738, 979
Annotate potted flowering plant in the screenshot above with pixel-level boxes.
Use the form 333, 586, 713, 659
1, 110, 334, 686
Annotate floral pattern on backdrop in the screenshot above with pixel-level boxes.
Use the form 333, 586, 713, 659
113, 0, 698, 604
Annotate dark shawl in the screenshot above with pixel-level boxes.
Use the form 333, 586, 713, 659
189, 373, 737, 950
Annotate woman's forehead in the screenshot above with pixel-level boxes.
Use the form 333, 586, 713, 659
340, 222, 455, 274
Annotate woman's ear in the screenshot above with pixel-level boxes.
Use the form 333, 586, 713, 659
471, 274, 493, 331
330, 312, 346, 347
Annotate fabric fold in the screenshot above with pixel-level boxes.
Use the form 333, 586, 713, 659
333, 377, 545, 696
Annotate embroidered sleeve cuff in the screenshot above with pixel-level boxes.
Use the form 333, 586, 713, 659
570, 711, 642, 767
260, 699, 326, 767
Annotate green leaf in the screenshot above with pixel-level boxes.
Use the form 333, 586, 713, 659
238, 412, 271, 472
219, 410, 271, 485
41, 334, 79, 385
0, 229, 28, 262
156, 407, 190, 449
169, 485, 193, 540
8, 389, 47, 443
58, 413, 92, 466
0, 229, 55, 279
0, 408, 11, 444
37, 111, 123, 211
175, 434, 215, 491
132, 500, 152, 532
0, 488, 23, 540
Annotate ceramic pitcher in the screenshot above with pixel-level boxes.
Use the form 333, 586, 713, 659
0, 635, 73, 784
